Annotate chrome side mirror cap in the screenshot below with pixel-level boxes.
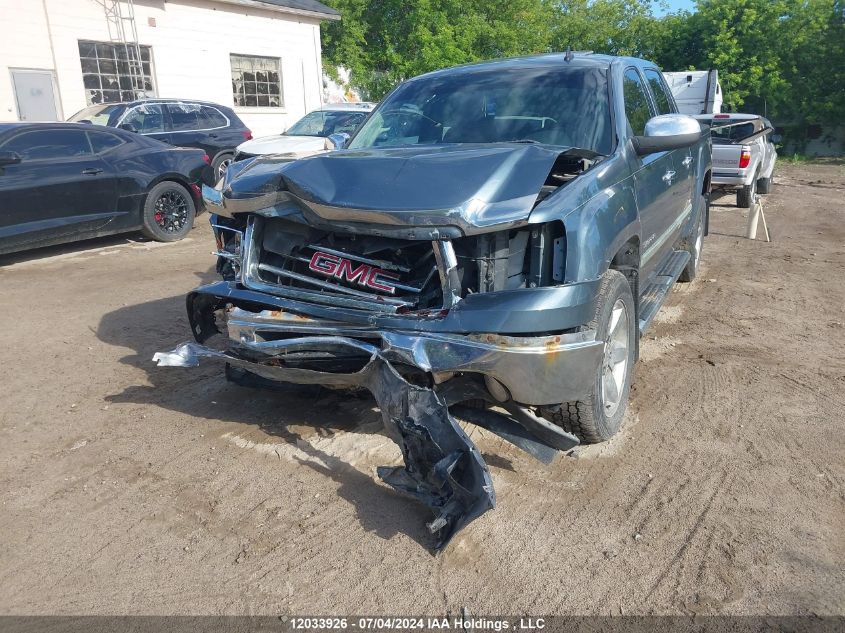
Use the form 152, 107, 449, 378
633, 114, 702, 156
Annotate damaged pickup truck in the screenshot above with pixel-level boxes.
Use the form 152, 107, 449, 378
155, 53, 711, 550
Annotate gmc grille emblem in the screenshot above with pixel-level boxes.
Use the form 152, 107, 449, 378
308, 251, 401, 294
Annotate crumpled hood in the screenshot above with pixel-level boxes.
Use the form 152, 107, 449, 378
237, 134, 326, 155
219, 143, 570, 235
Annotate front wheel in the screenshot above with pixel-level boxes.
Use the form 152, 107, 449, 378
541, 270, 637, 443
679, 197, 706, 282
141, 181, 195, 242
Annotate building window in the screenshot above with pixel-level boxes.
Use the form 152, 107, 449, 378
230, 54, 283, 108
78, 40, 155, 105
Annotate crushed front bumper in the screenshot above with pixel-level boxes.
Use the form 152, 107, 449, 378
154, 286, 603, 550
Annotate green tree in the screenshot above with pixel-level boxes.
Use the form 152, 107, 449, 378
322, 0, 845, 131
321, 0, 554, 99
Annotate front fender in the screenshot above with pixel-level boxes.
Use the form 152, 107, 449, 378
560, 183, 640, 282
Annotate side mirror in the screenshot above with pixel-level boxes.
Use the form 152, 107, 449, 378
771, 133, 783, 144
119, 123, 138, 133
0, 151, 22, 167
633, 114, 701, 156
326, 132, 350, 150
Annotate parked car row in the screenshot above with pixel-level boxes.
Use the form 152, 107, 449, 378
1, 99, 376, 256
68, 98, 253, 181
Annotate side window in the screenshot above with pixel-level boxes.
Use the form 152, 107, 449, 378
623, 69, 653, 137
331, 113, 367, 135
88, 131, 125, 154
1, 129, 92, 160
122, 104, 166, 133
643, 69, 675, 115
168, 103, 201, 131
200, 106, 228, 129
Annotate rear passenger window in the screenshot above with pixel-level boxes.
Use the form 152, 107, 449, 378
122, 104, 166, 133
623, 69, 653, 136
644, 69, 675, 115
169, 103, 202, 131
1, 129, 92, 160
200, 106, 227, 128
88, 131, 124, 154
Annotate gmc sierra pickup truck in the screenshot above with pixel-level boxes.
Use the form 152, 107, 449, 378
155, 53, 712, 550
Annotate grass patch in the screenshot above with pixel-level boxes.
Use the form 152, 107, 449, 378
777, 154, 845, 166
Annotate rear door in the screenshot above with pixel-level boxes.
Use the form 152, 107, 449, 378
622, 68, 676, 277
119, 103, 171, 145
0, 128, 117, 249
166, 103, 231, 157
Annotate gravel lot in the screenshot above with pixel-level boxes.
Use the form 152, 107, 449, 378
1, 162, 843, 616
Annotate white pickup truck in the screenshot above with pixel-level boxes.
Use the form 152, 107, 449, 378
695, 113, 779, 208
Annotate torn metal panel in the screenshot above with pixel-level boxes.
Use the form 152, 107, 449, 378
217, 306, 604, 407
153, 340, 496, 550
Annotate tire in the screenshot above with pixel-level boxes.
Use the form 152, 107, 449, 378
737, 176, 757, 208
757, 175, 772, 194
541, 270, 637, 443
141, 181, 195, 242
679, 196, 706, 282
212, 154, 234, 182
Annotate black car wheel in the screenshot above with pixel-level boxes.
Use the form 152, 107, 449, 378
142, 181, 195, 242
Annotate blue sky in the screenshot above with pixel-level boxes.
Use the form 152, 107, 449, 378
653, 0, 697, 15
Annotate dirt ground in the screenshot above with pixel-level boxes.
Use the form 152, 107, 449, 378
0, 162, 843, 617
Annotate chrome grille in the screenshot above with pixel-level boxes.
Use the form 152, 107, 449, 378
241, 216, 443, 313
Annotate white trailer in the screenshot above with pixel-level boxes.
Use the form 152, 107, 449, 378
663, 70, 723, 115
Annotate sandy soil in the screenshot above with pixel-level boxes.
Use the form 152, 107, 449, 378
1, 162, 843, 616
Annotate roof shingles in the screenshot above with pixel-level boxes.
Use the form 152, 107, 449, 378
248, 0, 340, 19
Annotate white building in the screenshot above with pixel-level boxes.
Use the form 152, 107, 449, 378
0, 0, 340, 137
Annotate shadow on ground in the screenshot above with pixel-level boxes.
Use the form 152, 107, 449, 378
96, 289, 440, 548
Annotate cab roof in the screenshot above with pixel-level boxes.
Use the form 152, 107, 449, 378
410, 52, 658, 82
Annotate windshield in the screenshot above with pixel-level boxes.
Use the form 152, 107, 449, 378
68, 104, 125, 126
348, 67, 612, 154
285, 110, 369, 137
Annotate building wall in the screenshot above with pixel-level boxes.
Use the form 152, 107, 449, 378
0, 0, 325, 137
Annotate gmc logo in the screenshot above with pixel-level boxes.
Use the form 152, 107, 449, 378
308, 251, 401, 294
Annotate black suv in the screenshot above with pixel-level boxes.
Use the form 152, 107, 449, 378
69, 99, 252, 180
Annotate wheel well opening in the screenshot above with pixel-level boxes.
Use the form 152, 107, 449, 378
610, 237, 641, 355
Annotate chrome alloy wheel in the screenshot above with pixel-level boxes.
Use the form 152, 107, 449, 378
601, 299, 630, 417
153, 190, 189, 233
217, 157, 232, 180
694, 212, 705, 269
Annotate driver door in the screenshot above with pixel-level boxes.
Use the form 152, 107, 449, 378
623, 68, 677, 279
0, 127, 116, 250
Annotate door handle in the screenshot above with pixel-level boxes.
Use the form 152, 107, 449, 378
662, 170, 676, 183
208, 133, 218, 138
81, 168, 103, 175
682, 156, 693, 168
